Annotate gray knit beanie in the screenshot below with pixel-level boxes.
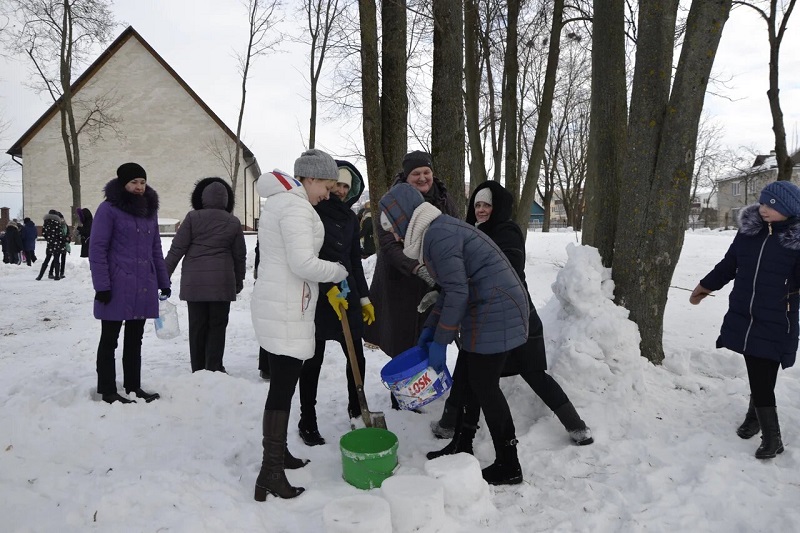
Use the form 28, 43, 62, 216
294, 149, 338, 180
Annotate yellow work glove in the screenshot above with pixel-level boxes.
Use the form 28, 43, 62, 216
361, 303, 376, 325
326, 286, 349, 320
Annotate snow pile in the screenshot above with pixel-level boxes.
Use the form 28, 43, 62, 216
543, 243, 645, 397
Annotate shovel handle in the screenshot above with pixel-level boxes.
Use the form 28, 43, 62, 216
339, 303, 364, 390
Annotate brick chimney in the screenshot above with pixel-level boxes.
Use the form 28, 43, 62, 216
0, 207, 9, 231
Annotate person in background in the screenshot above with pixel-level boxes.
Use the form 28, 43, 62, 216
21, 217, 38, 266
379, 183, 529, 485
165, 177, 246, 373
359, 200, 376, 258
3, 220, 23, 265
48, 212, 69, 279
297, 160, 374, 446
253, 240, 271, 380
428, 181, 592, 457
363, 150, 457, 409
89, 162, 170, 404
251, 150, 348, 501
690, 180, 800, 460
76, 208, 93, 258
36, 210, 67, 280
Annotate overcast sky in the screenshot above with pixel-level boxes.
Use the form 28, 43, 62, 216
1, 0, 799, 215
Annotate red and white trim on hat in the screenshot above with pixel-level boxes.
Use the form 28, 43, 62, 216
271, 170, 302, 190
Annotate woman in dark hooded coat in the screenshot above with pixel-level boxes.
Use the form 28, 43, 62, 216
164, 177, 247, 373
428, 181, 592, 459
76, 208, 93, 258
296, 160, 374, 445
363, 151, 458, 409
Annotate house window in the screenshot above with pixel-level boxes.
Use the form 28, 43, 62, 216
731, 182, 741, 196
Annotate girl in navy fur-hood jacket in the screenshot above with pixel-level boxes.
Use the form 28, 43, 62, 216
690, 180, 800, 460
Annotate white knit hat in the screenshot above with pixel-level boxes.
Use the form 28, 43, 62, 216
337, 167, 353, 188
474, 188, 492, 206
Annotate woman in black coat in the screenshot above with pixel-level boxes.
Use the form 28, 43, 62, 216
296, 160, 374, 445
429, 181, 592, 458
76, 208, 93, 258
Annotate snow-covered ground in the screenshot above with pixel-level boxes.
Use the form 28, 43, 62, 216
2, 228, 799, 532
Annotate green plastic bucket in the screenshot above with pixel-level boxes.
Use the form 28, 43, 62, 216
339, 427, 399, 490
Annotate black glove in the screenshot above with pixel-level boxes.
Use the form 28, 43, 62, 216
159, 288, 171, 299
236, 280, 244, 294
95, 290, 111, 304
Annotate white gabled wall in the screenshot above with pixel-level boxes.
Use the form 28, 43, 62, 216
21, 36, 257, 229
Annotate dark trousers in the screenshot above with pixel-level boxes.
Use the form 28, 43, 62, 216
299, 338, 366, 420
49, 251, 66, 277
96, 319, 145, 395
187, 301, 231, 372
24, 248, 36, 266
264, 351, 303, 411
458, 350, 516, 448
38, 250, 58, 278
445, 357, 570, 426
744, 355, 780, 407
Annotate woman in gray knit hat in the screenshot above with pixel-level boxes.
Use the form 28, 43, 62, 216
250, 148, 348, 501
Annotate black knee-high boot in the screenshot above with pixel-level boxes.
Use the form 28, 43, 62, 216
755, 407, 784, 459
254, 410, 305, 501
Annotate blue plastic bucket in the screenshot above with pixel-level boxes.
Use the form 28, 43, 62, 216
380, 346, 452, 411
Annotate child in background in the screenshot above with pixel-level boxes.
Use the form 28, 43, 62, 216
690, 180, 800, 459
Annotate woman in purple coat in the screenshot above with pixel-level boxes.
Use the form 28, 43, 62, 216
89, 162, 171, 404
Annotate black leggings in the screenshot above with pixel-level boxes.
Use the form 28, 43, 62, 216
744, 355, 780, 407
459, 350, 516, 447
264, 351, 304, 412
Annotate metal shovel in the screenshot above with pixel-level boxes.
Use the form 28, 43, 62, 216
340, 303, 387, 430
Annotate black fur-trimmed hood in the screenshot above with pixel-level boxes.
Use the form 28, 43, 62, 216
103, 178, 159, 218
191, 177, 234, 212
738, 203, 800, 251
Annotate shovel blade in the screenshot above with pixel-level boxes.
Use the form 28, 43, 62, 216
369, 411, 387, 430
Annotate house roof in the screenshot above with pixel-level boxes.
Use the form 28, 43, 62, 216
7, 26, 255, 162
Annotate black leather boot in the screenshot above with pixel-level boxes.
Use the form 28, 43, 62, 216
482, 438, 523, 485
426, 423, 477, 460
554, 401, 593, 445
755, 406, 784, 459
102, 392, 136, 404
284, 444, 309, 470
298, 415, 325, 446
736, 396, 760, 439
254, 410, 305, 501
125, 388, 160, 403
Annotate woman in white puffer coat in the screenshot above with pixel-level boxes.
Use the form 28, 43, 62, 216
251, 149, 348, 503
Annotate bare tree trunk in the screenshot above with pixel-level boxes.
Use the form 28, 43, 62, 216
381, 0, 408, 179
432, 0, 465, 217
515, 0, 564, 231
613, 0, 733, 364
358, 0, 387, 206
502, 0, 521, 212
464, 0, 486, 192
60, 1, 81, 227
582, 0, 627, 266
